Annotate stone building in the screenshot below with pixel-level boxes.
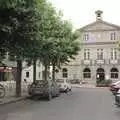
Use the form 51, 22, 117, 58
56, 10, 120, 84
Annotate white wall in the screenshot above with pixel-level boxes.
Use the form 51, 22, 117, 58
22, 61, 44, 83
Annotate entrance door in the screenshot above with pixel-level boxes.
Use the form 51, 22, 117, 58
96, 68, 105, 83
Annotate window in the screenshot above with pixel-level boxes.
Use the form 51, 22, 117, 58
115, 49, 117, 60
111, 48, 117, 60
111, 49, 113, 60
84, 51, 86, 60
83, 68, 91, 78
110, 32, 116, 40
84, 34, 89, 41
26, 72, 29, 78
62, 68, 68, 78
84, 49, 90, 60
39, 72, 40, 78
97, 68, 104, 73
97, 49, 103, 60
111, 68, 118, 79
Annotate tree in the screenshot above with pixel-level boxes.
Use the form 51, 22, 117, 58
36, 1, 59, 81
50, 20, 81, 81
37, 1, 81, 81
0, 0, 40, 97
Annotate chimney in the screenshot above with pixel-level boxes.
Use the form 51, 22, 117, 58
95, 10, 103, 21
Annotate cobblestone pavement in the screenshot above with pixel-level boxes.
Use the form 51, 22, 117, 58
0, 88, 120, 120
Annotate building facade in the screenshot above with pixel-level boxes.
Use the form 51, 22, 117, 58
0, 60, 44, 83
56, 10, 120, 84
22, 61, 44, 83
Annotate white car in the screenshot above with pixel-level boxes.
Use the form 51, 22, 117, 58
109, 81, 120, 95
56, 79, 72, 92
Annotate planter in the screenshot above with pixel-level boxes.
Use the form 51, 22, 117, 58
96, 79, 112, 87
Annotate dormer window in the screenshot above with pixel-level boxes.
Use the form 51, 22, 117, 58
111, 32, 116, 40
84, 34, 89, 41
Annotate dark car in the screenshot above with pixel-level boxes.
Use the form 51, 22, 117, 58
28, 80, 60, 100
109, 81, 120, 95
115, 89, 120, 107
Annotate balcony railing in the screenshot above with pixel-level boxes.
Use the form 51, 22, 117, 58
81, 59, 120, 66
95, 59, 105, 65
109, 59, 118, 64
81, 60, 92, 65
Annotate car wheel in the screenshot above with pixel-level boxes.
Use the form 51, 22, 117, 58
47, 93, 52, 101
65, 88, 68, 93
69, 88, 72, 92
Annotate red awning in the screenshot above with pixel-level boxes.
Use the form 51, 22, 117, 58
0, 67, 12, 72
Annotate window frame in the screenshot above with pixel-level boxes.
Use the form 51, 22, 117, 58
84, 34, 89, 41
26, 72, 29, 78
84, 49, 90, 60
110, 68, 118, 79
111, 48, 117, 60
83, 68, 91, 78
110, 32, 116, 40
62, 68, 68, 78
97, 49, 103, 60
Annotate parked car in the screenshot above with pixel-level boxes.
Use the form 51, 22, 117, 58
70, 79, 80, 84
115, 89, 120, 107
109, 81, 120, 95
28, 80, 60, 100
56, 79, 72, 93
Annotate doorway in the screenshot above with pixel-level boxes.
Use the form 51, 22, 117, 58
96, 68, 105, 83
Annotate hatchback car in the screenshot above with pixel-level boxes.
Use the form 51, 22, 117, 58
56, 79, 72, 93
28, 80, 60, 100
109, 81, 120, 95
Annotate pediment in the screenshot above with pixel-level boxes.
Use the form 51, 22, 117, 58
80, 21, 120, 31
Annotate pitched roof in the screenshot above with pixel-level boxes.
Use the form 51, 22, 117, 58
78, 20, 120, 31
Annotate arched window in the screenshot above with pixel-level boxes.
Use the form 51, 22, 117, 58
83, 68, 91, 78
62, 68, 68, 78
111, 68, 118, 79
97, 68, 104, 73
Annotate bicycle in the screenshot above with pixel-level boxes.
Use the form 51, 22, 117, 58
0, 84, 5, 98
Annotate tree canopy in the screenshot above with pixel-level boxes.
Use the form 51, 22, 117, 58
0, 0, 81, 95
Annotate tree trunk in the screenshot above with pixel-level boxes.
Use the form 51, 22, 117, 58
44, 64, 48, 81
33, 59, 36, 83
16, 60, 22, 97
52, 63, 55, 81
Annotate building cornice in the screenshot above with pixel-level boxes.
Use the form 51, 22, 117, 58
81, 41, 117, 45
78, 20, 120, 32
82, 29, 120, 32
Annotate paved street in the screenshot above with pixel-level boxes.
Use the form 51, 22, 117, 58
0, 88, 120, 120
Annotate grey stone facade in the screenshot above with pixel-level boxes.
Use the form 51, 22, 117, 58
55, 10, 120, 84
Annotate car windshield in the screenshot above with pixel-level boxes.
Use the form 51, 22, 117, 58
114, 81, 120, 85
56, 79, 64, 83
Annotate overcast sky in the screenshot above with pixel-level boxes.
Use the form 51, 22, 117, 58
50, 0, 120, 29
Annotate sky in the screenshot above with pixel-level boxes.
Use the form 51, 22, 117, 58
50, 0, 120, 29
